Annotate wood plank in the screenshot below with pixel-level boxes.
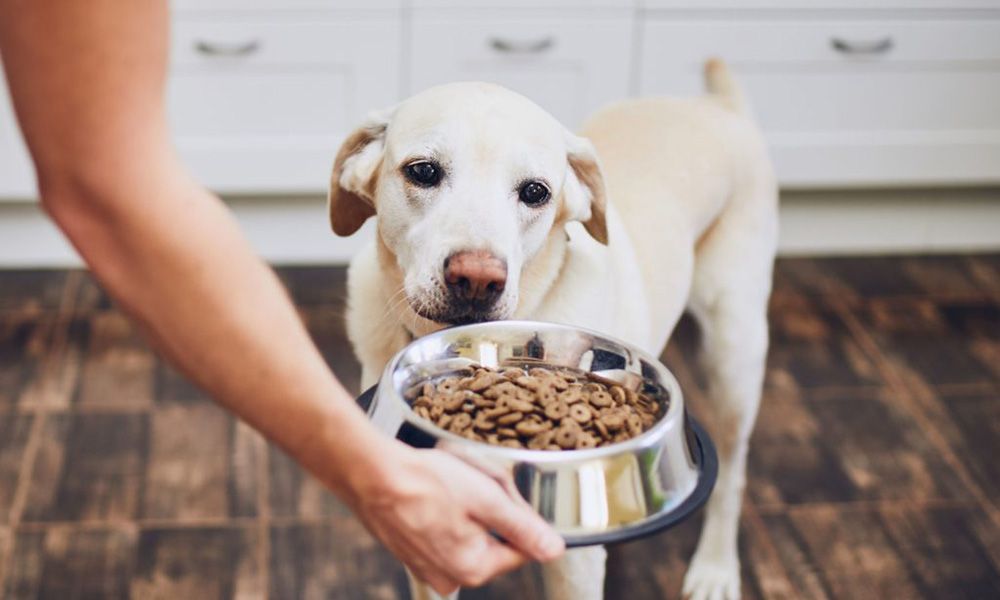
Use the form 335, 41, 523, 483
0, 315, 52, 410
154, 362, 210, 405
773, 258, 857, 300
268, 446, 341, 519
2, 530, 44, 600
0, 525, 11, 594
20, 416, 70, 523
0, 271, 67, 313
605, 509, 769, 600
38, 525, 136, 599
143, 404, 255, 520
278, 266, 348, 307
752, 388, 972, 506
131, 526, 262, 600
859, 297, 998, 387
879, 505, 1000, 599
300, 308, 362, 395
76, 312, 154, 410
902, 256, 991, 300
230, 420, 263, 519
269, 522, 400, 600
814, 257, 928, 298
70, 272, 113, 314
766, 294, 883, 391
0, 415, 33, 524
925, 393, 1000, 501
752, 513, 831, 600
17, 316, 82, 411
23, 414, 147, 522
780, 506, 924, 600
4, 526, 136, 600
748, 392, 858, 506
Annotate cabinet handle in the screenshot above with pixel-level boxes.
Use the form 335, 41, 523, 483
195, 39, 261, 57
489, 36, 555, 54
831, 36, 893, 55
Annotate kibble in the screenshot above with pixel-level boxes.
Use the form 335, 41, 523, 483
408, 364, 663, 450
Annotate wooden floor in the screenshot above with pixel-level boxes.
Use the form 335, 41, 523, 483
0, 255, 998, 600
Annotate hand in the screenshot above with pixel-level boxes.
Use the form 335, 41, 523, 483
344, 442, 566, 595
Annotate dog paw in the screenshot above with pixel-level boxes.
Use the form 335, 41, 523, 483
682, 555, 741, 600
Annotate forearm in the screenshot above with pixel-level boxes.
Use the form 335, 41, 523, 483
47, 156, 387, 500
0, 0, 393, 502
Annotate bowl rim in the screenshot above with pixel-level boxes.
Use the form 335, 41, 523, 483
379, 319, 688, 462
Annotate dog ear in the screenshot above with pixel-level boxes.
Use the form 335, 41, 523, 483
328, 108, 393, 236
562, 132, 609, 245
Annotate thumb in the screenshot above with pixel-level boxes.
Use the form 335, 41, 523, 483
469, 480, 565, 562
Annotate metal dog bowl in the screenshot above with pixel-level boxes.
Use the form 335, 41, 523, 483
358, 320, 716, 547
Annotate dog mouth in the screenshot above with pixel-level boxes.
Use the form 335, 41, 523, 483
411, 303, 502, 326
409, 294, 507, 326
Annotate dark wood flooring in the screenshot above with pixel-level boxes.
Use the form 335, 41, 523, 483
0, 255, 998, 599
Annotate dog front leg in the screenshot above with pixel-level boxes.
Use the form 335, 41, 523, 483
541, 546, 607, 600
682, 294, 768, 600
407, 571, 459, 600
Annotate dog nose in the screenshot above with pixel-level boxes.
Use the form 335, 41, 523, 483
444, 250, 507, 306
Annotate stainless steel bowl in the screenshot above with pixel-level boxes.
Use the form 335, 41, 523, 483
360, 320, 716, 546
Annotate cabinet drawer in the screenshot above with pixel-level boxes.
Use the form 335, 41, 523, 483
639, 19, 1000, 186
642, 1, 999, 9
413, 1, 634, 7
168, 18, 401, 193
410, 14, 633, 129
641, 20, 1000, 64
172, 0, 400, 12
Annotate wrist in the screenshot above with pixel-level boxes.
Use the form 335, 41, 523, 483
294, 398, 406, 505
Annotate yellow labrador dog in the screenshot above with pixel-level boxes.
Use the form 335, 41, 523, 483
329, 59, 777, 600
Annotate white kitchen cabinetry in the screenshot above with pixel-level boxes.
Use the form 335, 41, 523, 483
0, 70, 35, 198
639, 18, 1000, 187
2, 0, 999, 199
408, 12, 633, 129
169, 16, 401, 193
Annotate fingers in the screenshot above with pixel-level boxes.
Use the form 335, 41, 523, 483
469, 480, 565, 562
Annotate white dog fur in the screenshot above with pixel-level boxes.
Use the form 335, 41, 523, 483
328, 59, 777, 600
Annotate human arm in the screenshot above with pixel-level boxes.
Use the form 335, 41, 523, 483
0, 0, 563, 593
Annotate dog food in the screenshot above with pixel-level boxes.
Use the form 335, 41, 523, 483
408, 364, 662, 450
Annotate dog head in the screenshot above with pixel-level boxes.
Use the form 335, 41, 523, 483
328, 82, 607, 326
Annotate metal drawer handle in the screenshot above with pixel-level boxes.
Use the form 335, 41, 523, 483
195, 39, 261, 57
489, 36, 555, 54
831, 36, 893, 55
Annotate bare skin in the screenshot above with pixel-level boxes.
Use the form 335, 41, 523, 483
0, 0, 564, 593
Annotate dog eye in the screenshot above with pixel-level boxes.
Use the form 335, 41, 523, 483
518, 181, 550, 207
404, 161, 443, 187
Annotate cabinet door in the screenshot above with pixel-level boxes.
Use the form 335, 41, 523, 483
0, 65, 38, 199
169, 16, 401, 193
639, 18, 1000, 187
409, 13, 633, 129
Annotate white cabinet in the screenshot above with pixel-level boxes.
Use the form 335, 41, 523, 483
2, 0, 1000, 199
168, 16, 401, 193
0, 68, 36, 199
409, 13, 633, 129
171, 0, 401, 12
639, 18, 1000, 187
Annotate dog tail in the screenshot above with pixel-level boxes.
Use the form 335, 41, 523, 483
703, 57, 747, 114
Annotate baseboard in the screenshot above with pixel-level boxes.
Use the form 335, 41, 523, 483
0, 189, 997, 268
777, 188, 1000, 256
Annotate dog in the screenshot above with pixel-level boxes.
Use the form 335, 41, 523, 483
328, 58, 777, 600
